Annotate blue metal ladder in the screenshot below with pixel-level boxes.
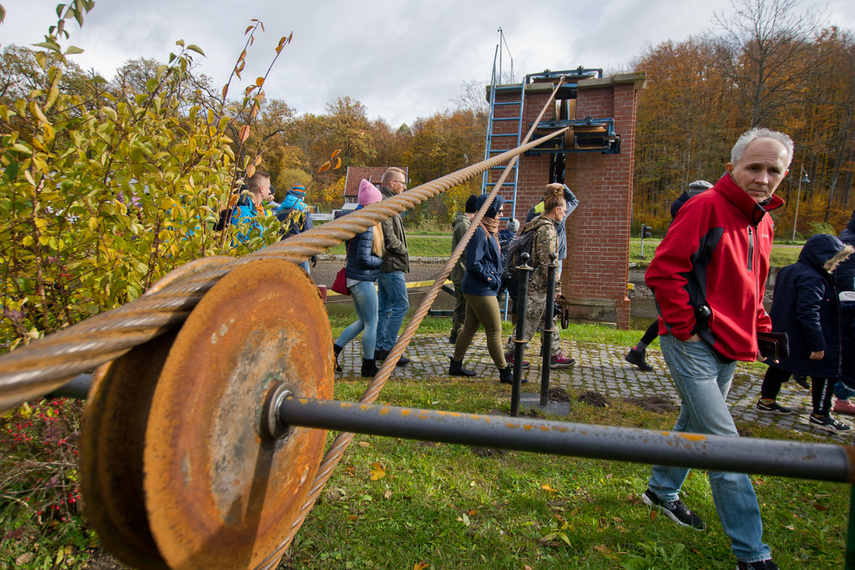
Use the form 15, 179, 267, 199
481, 46, 525, 223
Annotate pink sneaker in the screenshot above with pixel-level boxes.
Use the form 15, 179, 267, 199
833, 398, 855, 415
505, 352, 530, 369
550, 351, 576, 369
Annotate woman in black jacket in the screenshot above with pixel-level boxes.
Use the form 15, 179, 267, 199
333, 180, 385, 377
756, 233, 854, 433
449, 194, 515, 383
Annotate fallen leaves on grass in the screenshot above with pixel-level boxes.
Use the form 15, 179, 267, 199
370, 462, 386, 481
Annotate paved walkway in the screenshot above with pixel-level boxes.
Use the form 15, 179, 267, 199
336, 333, 854, 444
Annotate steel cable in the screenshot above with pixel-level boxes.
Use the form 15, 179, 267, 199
258, 79, 567, 569
0, 130, 567, 414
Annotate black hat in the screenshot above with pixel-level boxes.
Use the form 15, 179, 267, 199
464, 195, 478, 213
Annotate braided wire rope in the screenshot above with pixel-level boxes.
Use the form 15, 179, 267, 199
0, 130, 568, 414
258, 78, 567, 569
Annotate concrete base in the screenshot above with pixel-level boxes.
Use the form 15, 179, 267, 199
517, 391, 571, 417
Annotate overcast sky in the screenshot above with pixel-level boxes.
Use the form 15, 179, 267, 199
3, 0, 855, 127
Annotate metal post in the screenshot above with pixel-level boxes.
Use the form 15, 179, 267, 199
511, 253, 533, 417
540, 253, 558, 406
791, 166, 810, 242
275, 395, 855, 483
848, 485, 855, 569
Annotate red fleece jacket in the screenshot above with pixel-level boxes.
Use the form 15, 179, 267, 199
646, 173, 784, 361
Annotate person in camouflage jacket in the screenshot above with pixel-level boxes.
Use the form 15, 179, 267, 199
505, 183, 575, 368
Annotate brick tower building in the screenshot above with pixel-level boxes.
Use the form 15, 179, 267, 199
486, 70, 646, 329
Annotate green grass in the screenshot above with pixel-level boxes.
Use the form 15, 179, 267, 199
631, 239, 801, 268
308, 314, 847, 569
328, 236, 802, 268
285, 372, 848, 569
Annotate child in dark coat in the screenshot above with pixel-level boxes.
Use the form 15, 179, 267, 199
756, 234, 854, 433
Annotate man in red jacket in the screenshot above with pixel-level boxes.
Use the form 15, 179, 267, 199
640, 128, 792, 570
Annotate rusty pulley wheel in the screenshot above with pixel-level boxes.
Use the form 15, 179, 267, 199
80, 331, 177, 570
144, 258, 334, 570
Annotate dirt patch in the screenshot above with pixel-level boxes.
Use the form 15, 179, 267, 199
623, 395, 679, 414
577, 391, 609, 408
470, 447, 506, 458
83, 552, 128, 569
548, 387, 571, 402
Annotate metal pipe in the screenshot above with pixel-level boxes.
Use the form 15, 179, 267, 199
510, 253, 533, 416
540, 253, 558, 406
277, 396, 855, 484
44, 373, 93, 400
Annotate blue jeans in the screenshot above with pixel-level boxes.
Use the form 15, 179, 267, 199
648, 334, 770, 563
334, 280, 378, 359
376, 271, 409, 352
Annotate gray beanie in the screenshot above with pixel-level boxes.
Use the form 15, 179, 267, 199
506, 218, 520, 233
687, 180, 713, 197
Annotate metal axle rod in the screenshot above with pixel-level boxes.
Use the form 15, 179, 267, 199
276, 394, 855, 484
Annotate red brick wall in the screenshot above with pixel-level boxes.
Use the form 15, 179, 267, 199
490, 76, 643, 328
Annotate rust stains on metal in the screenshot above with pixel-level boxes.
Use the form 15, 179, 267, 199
143, 259, 334, 570
79, 331, 177, 570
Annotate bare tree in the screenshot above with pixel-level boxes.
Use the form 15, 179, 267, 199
453, 79, 489, 131
713, 0, 824, 127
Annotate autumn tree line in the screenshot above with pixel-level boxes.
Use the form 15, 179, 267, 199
632, 0, 855, 237
1, 0, 853, 346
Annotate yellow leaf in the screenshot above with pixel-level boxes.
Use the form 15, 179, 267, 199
369, 462, 385, 481
29, 101, 49, 124
317, 161, 331, 173
256, 77, 264, 87
357, 441, 370, 448
253, 154, 263, 166
239, 125, 250, 142
42, 122, 55, 142
245, 164, 256, 179
413, 562, 429, 570
334, 157, 342, 170
331, 149, 342, 158
45, 86, 59, 110
541, 484, 558, 492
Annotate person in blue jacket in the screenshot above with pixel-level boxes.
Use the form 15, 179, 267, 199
332, 180, 385, 378
276, 184, 315, 273
448, 194, 515, 383
755, 233, 854, 433
230, 172, 273, 244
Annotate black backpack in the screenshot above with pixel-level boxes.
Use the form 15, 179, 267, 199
503, 229, 536, 282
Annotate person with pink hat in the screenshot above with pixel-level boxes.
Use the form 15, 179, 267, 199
332, 179, 385, 377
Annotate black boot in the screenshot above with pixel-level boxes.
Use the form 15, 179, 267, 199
361, 358, 379, 378
449, 357, 476, 377
499, 365, 513, 384
333, 344, 343, 373
499, 365, 527, 384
